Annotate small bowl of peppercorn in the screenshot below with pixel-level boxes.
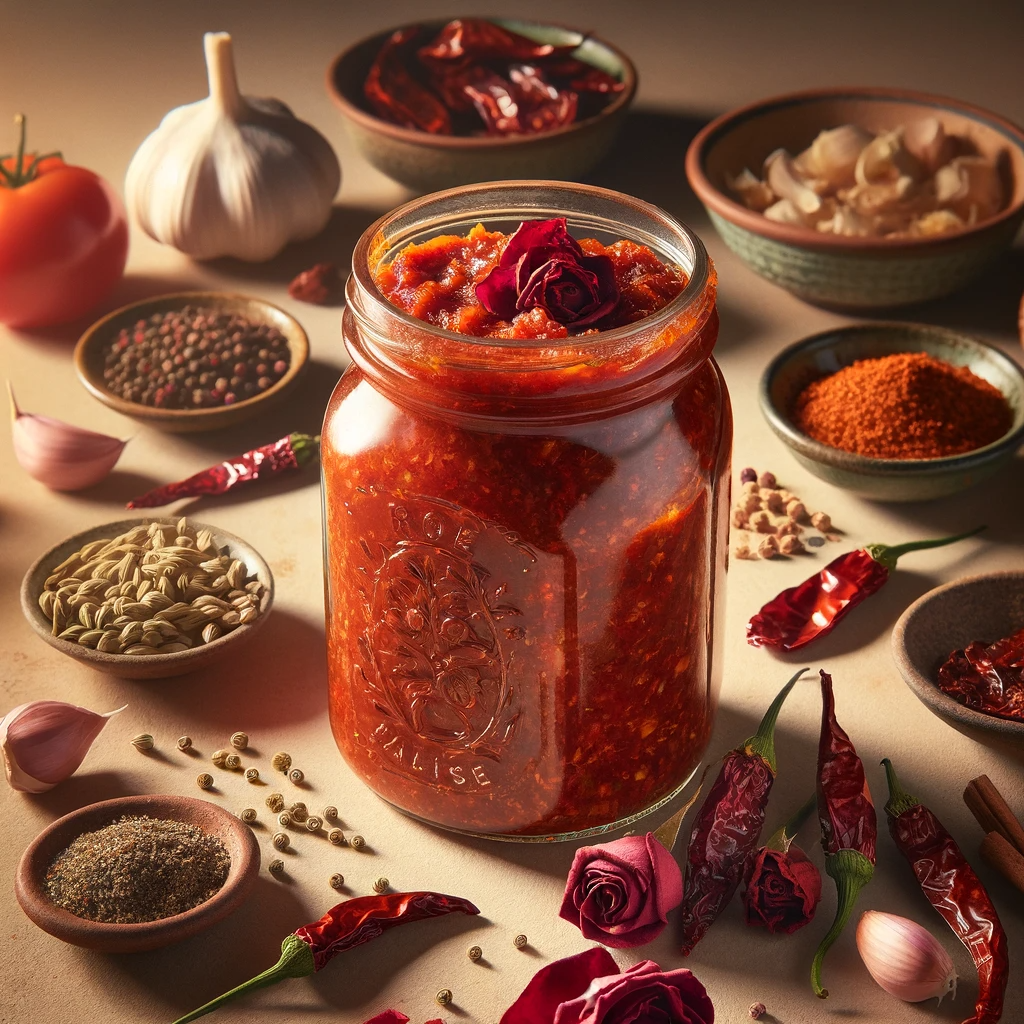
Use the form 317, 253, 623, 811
760, 322, 1024, 501
74, 292, 309, 432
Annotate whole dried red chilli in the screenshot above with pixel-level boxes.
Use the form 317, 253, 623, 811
103, 305, 291, 410
364, 27, 452, 135
811, 670, 876, 999
679, 668, 806, 955
882, 758, 1008, 1024
747, 527, 985, 651
126, 433, 319, 509
170, 891, 479, 1022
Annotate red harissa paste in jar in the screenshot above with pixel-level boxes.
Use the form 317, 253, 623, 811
323, 211, 729, 839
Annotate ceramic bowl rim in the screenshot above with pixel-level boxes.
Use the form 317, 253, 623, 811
892, 571, 1024, 741
74, 291, 309, 426
685, 85, 1024, 252
15, 794, 260, 950
325, 17, 637, 151
20, 516, 274, 672
759, 322, 1024, 476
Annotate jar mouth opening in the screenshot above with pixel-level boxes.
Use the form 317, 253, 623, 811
350, 180, 712, 351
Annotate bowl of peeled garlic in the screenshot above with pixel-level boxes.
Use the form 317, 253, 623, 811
685, 87, 1024, 309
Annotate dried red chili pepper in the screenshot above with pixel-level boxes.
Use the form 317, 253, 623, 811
679, 668, 806, 954
126, 433, 319, 509
542, 58, 627, 94
288, 262, 340, 304
365, 28, 452, 135
938, 626, 1024, 722
882, 758, 1009, 1024
811, 670, 876, 998
746, 527, 984, 651
171, 891, 479, 1022
417, 18, 573, 66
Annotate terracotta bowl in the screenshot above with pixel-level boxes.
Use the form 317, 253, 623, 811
892, 572, 1024, 743
685, 87, 1024, 308
75, 292, 309, 433
326, 19, 637, 193
15, 794, 260, 952
760, 322, 1024, 501
20, 517, 274, 680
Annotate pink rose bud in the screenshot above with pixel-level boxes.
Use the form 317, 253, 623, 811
742, 844, 822, 934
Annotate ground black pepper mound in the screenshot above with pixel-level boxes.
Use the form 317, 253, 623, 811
792, 352, 1013, 459
45, 815, 230, 923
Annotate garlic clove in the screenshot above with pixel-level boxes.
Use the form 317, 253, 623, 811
934, 156, 1004, 222
903, 117, 955, 174
911, 209, 966, 236
763, 198, 807, 224
856, 911, 957, 1005
125, 32, 341, 262
9, 384, 127, 491
726, 167, 776, 212
765, 149, 823, 214
0, 700, 126, 793
854, 129, 923, 187
795, 124, 873, 189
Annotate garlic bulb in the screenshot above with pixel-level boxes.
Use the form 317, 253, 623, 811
856, 911, 957, 1004
126, 32, 340, 261
9, 384, 126, 491
0, 700, 126, 793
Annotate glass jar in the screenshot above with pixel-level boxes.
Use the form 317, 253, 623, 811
323, 181, 731, 841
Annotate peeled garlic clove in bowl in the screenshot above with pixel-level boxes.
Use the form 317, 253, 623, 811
125, 31, 341, 262
9, 385, 126, 490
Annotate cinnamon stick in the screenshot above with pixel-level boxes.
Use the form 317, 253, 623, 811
964, 775, 1024, 857
980, 830, 1024, 896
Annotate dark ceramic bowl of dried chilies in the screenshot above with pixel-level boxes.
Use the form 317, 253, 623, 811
892, 570, 1024, 743
326, 18, 636, 192
760, 322, 1024, 501
15, 794, 260, 953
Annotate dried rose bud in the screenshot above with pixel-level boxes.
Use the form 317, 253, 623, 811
749, 1002, 767, 1020
750, 510, 773, 533
740, 467, 757, 483
757, 471, 777, 488
811, 511, 832, 532
779, 534, 804, 555
758, 535, 779, 559
785, 499, 806, 520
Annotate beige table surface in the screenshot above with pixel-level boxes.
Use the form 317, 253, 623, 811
2, 2, 1023, 1022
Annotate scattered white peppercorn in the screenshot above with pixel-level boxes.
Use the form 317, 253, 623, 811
779, 534, 805, 556
305, 815, 323, 833
245, 767, 260, 782
211, 749, 229, 768
329, 873, 345, 890
513, 933, 528, 949
271, 751, 292, 773
289, 802, 307, 822
288, 767, 305, 784
196, 773, 214, 790
224, 753, 242, 771
435, 989, 453, 1007
811, 511, 832, 532
230, 731, 248, 750
785, 499, 806, 520
322, 805, 338, 820
278, 812, 293, 829
749, 1002, 767, 1020
351, 835, 366, 850
266, 793, 284, 813
467, 945, 482, 962
758, 535, 779, 559
372, 877, 389, 894
272, 832, 290, 851
131, 733, 154, 752
268, 859, 284, 877
328, 829, 345, 846
239, 808, 257, 824
176, 735, 193, 751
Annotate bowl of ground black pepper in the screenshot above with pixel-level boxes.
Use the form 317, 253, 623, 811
74, 292, 309, 432
15, 794, 259, 952
760, 322, 1024, 501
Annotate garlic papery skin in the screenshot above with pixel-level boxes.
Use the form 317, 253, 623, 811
9, 385, 126, 491
0, 701, 126, 793
856, 911, 957, 1004
125, 32, 340, 262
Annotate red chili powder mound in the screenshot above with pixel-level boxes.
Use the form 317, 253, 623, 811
792, 352, 1012, 459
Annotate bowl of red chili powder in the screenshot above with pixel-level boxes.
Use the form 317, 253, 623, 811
760, 322, 1024, 501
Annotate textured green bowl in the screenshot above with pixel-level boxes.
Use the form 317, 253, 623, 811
760, 323, 1024, 501
686, 88, 1024, 309
326, 19, 636, 193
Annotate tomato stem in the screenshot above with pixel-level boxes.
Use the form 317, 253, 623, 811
0, 114, 62, 189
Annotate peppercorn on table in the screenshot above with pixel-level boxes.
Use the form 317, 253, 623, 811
2, 3, 1023, 1023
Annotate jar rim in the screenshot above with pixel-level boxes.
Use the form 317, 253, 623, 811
349, 179, 712, 351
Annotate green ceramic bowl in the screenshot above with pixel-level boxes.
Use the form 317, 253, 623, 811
326, 19, 636, 193
685, 87, 1024, 309
760, 323, 1024, 501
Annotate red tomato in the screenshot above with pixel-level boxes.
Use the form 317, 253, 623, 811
0, 118, 129, 329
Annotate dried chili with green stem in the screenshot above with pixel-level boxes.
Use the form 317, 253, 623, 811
882, 758, 1008, 1024
170, 891, 479, 1022
679, 667, 807, 954
811, 670, 876, 998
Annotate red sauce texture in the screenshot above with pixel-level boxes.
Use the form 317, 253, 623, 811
373, 223, 686, 339
323, 229, 728, 838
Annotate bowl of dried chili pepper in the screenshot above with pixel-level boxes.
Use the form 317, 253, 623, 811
759, 322, 1024, 501
325, 18, 636, 193
893, 571, 1024, 742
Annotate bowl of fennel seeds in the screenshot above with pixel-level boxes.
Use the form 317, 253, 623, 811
15, 793, 260, 952
20, 516, 274, 679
